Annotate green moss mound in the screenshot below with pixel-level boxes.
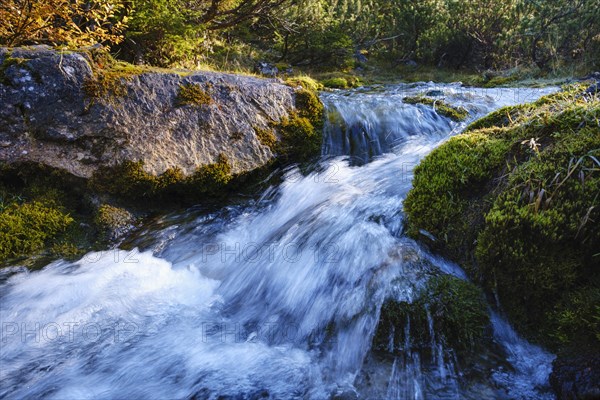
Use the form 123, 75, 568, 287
259, 85, 324, 163
373, 275, 490, 354
294, 88, 324, 128
0, 164, 97, 264
285, 76, 323, 92
0, 201, 73, 260
404, 83, 600, 349
322, 77, 350, 89
403, 96, 469, 121
176, 83, 213, 106
315, 72, 362, 89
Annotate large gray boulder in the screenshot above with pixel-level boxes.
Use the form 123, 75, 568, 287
0, 46, 303, 178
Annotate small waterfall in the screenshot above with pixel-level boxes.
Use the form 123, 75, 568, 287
0, 83, 559, 399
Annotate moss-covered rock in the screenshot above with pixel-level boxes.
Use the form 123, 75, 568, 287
254, 126, 278, 152
94, 204, 135, 243
89, 154, 233, 203
403, 96, 469, 121
294, 88, 324, 129
285, 76, 323, 92
373, 275, 490, 355
0, 163, 95, 264
322, 77, 350, 89
276, 113, 322, 162
1, 46, 309, 181
0, 56, 28, 85
404, 83, 600, 350
314, 72, 362, 89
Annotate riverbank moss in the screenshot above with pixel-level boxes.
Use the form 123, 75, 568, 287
276, 113, 322, 161
0, 164, 95, 264
403, 96, 469, 121
404, 83, 600, 349
94, 204, 135, 242
90, 154, 232, 202
373, 275, 490, 355
321, 77, 351, 89
0, 200, 73, 260
294, 88, 324, 129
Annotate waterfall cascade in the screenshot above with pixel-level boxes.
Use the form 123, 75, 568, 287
0, 83, 558, 399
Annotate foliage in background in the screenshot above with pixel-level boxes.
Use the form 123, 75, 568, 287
0, 0, 129, 47
119, 0, 288, 67
1, 0, 598, 73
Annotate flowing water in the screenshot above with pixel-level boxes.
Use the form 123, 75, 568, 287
1, 83, 558, 399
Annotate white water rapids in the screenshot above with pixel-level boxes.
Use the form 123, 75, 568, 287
1, 83, 557, 399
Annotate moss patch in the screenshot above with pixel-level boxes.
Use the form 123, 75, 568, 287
176, 83, 213, 107
403, 96, 469, 121
254, 126, 277, 152
275, 113, 322, 162
312, 71, 362, 88
82, 59, 147, 99
285, 76, 323, 92
404, 83, 600, 349
0, 164, 97, 264
373, 275, 490, 355
0, 56, 28, 85
89, 154, 232, 203
321, 77, 350, 89
294, 88, 324, 128
0, 201, 73, 261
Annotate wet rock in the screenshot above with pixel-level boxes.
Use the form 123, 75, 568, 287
581, 71, 600, 81
254, 61, 278, 77
550, 352, 600, 400
585, 82, 599, 95
425, 89, 444, 97
94, 204, 136, 242
354, 51, 368, 64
